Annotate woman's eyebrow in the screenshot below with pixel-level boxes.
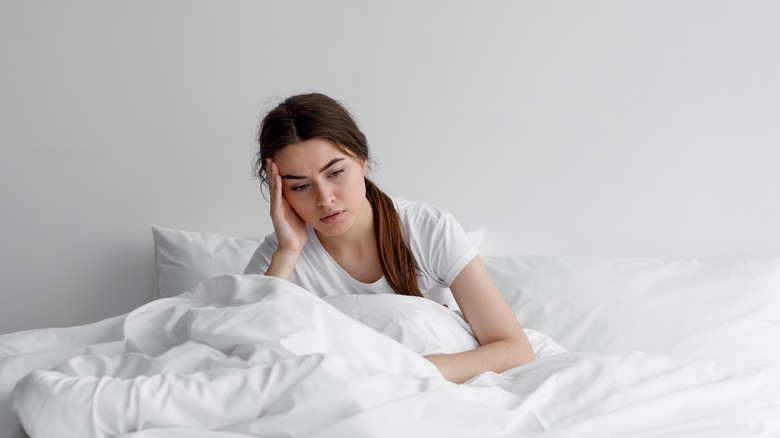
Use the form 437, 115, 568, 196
281, 158, 346, 180
319, 157, 345, 172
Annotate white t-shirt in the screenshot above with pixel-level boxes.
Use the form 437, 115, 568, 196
243, 197, 477, 309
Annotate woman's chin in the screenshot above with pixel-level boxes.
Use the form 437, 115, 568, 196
313, 221, 349, 238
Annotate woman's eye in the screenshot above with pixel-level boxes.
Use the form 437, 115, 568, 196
329, 169, 345, 178
291, 184, 309, 192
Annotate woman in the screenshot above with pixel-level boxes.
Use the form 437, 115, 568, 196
244, 93, 535, 383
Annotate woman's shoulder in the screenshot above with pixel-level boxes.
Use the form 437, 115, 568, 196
391, 196, 456, 227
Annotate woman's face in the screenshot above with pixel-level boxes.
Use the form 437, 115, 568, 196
272, 138, 370, 238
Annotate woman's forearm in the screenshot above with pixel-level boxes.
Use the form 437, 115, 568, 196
425, 337, 535, 384
264, 249, 300, 280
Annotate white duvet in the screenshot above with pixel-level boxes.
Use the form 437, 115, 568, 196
2, 275, 779, 438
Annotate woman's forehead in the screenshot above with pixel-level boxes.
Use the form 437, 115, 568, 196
274, 139, 361, 171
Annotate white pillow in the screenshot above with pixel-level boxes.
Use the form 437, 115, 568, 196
152, 227, 485, 299
483, 255, 780, 367
323, 293, 566, 359
324, 294, 479, 356
152, 226, 262, 298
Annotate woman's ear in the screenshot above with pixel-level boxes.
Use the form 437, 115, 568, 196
361, 159, 368, 176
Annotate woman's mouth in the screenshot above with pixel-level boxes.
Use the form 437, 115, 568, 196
320, 210, 344, 225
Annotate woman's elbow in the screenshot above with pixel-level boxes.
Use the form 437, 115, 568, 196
508, 334, 536, 367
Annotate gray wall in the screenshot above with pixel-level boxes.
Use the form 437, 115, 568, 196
2, 0, 779, 334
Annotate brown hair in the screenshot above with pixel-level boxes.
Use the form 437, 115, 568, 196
254, 93, 423, 297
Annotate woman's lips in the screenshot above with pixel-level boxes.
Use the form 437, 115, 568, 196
320, 210, 344, 224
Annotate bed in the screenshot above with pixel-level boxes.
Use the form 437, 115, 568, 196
1, 226, 779, 438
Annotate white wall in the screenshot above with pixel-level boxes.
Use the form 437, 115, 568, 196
2, 0, 779, 334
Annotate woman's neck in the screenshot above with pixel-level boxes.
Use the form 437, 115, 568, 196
316, 198, 383, 283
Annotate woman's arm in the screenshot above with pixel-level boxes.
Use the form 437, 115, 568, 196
425, 255, 535, 383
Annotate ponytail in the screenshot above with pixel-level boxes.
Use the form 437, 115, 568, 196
365, 179, 423, 297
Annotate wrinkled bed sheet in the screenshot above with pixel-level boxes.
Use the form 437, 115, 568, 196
2, 275, 779, 438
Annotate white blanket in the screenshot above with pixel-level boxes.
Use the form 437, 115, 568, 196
4, 275, 780, 438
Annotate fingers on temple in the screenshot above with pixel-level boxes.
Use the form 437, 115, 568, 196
267, 159, 279, 197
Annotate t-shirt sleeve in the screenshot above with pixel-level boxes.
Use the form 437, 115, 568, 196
243, 233, 278, 275
432, 213, 479, 285
405, 208, 478, 287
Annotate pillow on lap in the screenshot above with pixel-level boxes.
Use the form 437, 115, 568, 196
324, 294, 566, 359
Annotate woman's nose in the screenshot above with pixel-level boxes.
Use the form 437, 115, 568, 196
315, 184, 334, 206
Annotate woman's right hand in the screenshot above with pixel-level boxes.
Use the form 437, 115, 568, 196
267, 158, 308, 254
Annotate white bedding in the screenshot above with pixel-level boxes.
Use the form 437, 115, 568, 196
3, 274, 779, 438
